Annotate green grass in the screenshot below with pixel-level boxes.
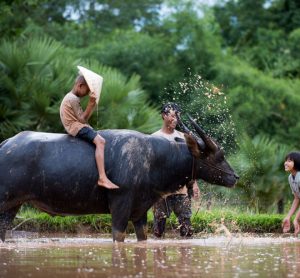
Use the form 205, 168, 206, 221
13, 207, 285, 235
191, 210, 283, 233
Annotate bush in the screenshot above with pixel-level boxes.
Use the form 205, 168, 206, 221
14, 207, 285, 235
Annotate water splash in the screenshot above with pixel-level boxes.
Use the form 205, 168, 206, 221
160, 71, 237, 152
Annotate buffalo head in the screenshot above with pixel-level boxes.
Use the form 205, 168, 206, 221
178, 114, 239, 187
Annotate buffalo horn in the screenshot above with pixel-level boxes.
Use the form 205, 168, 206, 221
177, 114, 206, 150
187, 114, 218, 151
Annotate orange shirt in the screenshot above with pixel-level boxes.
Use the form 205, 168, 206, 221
60, 92, 89, 136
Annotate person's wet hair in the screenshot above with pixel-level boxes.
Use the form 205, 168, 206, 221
285, 152, 300, 171
161, 102, 181, 115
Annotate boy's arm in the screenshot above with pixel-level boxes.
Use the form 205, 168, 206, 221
293, 199, 300, 235
282, 194, 300, 233
295, 208, 300, 220
81, 94, 97, 122
192, 181, 200, 201
286, 194, 300, 219
71, 94, 96, 124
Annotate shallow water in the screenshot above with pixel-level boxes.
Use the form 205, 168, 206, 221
1, 233, 300, 277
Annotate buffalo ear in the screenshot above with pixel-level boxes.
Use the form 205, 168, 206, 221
184, 133, 201, 158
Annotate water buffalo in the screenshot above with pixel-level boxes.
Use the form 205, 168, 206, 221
0, 118, 238, 242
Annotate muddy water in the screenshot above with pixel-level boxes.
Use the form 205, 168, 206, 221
1, 234, 300, 277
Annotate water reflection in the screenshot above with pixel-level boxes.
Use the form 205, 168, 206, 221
1, 236, 300, 277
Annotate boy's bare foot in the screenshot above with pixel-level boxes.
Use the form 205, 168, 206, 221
98, 178, 119, 189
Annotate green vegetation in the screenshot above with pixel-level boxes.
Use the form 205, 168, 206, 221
1, 0, 300, 215
230, 135, 291, 212
14, 207, 285, 235
0, 37, 161, 140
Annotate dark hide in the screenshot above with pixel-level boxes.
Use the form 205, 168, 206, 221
184, 134, 201, 158
0, 129, 238, 242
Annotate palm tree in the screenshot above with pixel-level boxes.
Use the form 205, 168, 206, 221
230, 135, 290, 213
0, 37, 161, 141
82, 62, 161, 133
0, 37, 75, 140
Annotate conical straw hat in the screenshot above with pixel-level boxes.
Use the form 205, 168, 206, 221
77, 66, 103, 104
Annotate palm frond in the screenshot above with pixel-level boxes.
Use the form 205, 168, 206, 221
230, 134, 290, 212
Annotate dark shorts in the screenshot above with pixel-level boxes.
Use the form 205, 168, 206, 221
76, 127, 98, 144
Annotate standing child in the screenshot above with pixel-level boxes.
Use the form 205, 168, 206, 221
60, 66, 119, 190
282, 151, 300, 235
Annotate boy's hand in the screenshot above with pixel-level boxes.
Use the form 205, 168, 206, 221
282, 217, 291, 233
192, 183, 200, 201
89, 92, 97, 105
294, 219, 300, 236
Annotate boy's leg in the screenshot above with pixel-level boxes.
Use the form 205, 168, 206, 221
153, 198, 168, 238
76, 127, 118, 189
93, 135, 119, 189
173, 194, 193, 237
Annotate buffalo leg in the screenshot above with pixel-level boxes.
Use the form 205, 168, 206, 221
112, 226, 127, 242
133, 213, 148, 241
0, 206, 21, 242
111, 216, 129, 242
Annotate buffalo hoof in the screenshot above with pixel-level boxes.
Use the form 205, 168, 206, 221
135, 229, 147, 241
112, 230, 126, 242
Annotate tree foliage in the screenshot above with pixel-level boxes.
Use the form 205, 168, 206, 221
0, 0, 163, 45
0, 37, 73, 139
0, 37, 161, 142
1, 0, 300, 211
214, 56, 300, 148
230, 135, 290, 212
83, 62, 161, 132
78, 9, 223, 101
214, 0, 300, 78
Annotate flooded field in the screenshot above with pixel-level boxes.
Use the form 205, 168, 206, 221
1, 233, 300, 277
